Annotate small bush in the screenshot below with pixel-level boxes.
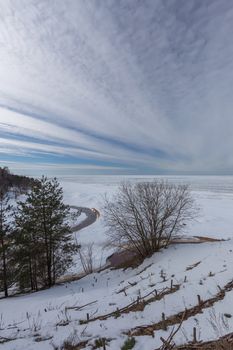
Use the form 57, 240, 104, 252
121, 337, 136, 350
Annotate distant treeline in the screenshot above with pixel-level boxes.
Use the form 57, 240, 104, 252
0, 167, 37, 192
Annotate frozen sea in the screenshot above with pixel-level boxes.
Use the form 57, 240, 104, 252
56, 175, 233, 250
58, 175, 233, 194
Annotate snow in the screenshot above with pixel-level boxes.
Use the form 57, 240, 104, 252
2, 176, 233, 349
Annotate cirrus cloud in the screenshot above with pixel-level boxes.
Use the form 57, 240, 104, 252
0, 0, 233, 175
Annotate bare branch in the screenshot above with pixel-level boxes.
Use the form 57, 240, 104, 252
103, 181, 197, 260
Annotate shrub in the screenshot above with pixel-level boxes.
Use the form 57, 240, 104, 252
104, 181, 196, 260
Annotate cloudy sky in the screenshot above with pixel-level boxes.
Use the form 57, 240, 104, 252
0, 0, 233, 176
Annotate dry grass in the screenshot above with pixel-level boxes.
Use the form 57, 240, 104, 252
128, 280, 233, 337
175, 332, 233, 349
194, 236, 226, 242
170, 236, 225, 245
79, 284, 180, 325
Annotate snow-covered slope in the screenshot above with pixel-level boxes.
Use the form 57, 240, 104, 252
2, 177, 233, 349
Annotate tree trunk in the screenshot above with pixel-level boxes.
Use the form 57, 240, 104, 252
42, 203, 51, 287
1, 238, 8, 297
29, 254, 34, 291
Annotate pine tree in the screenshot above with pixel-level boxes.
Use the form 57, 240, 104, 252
14, 199, 42, 291
15, 176, 77, 290
0, 186, 14, 297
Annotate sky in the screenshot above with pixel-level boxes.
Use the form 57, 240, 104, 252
0, 0, 233, 176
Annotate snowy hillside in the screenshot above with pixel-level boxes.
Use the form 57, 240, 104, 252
1, 176, 233, 349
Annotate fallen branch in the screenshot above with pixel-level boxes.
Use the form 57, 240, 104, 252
157, 311, 186, 350
65, 300, 97, 311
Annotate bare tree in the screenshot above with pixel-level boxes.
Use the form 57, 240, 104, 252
78, 243, 94, 275
104, 181, 196, 259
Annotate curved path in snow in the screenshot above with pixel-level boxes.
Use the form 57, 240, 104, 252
70, 206, 98, 232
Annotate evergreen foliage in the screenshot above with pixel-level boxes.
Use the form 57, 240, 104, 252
0, 166, 36, 194
14, 176, 77, 291
121, 337, 136, 350
0, 186, 14, 297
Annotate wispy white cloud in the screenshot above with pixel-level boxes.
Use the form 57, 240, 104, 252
0, 0, 233, 174
0, 108, 173, 168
